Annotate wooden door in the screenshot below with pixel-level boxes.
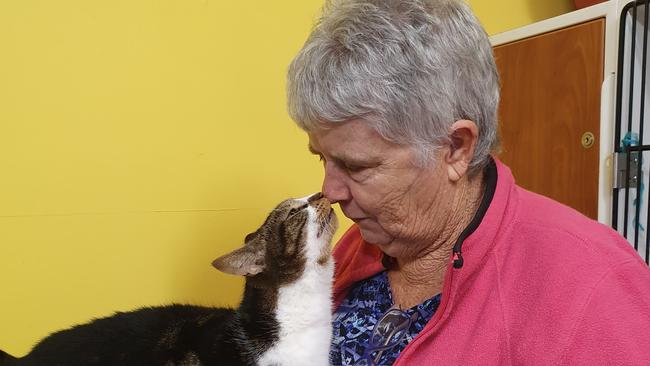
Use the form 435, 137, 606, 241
494, 19, 605, 219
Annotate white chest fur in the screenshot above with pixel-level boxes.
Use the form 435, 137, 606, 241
257, 260, 333, 366
257, 205, 335, 366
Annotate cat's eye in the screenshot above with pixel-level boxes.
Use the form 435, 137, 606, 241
288, 204, 307, 217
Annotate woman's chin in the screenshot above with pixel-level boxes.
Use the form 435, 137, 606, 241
356, 223, 408, 258
357, 223, 393, 247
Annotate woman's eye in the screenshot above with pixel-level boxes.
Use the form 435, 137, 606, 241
345, 164, 365, 173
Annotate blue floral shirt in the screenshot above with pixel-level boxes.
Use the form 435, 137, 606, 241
330, 271, 442, 365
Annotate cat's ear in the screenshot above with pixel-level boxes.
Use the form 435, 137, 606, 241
212, 245, 265, 276
244, 230, 258, 243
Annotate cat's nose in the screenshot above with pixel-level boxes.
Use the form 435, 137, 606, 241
308, 192, 324, 203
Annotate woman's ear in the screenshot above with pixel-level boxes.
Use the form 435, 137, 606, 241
445, 119, 479, 182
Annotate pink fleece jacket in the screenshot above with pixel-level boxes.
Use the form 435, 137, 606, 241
332, 158, 650, 365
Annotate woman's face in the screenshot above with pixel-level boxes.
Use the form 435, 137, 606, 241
308, 119, 453, 258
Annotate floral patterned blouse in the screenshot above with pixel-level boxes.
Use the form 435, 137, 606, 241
330, 271, 442, 365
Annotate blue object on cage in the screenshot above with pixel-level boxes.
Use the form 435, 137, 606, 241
621, 131, 639, 149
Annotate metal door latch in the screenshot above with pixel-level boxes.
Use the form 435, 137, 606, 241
613, 151, 640, 189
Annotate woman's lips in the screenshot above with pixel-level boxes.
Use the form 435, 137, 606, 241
341, 209, 369, 222
349, 217, 368, 223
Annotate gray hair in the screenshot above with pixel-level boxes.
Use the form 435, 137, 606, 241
287, 0, 500, 174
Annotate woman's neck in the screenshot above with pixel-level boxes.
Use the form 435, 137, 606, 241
387, 172, 485, 309
387, 248, 451, 309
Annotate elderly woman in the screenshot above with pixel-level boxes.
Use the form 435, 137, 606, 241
286, 0, 650, 365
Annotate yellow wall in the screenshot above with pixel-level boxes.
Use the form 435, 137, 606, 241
469, 0, 575, 35
0, 0, 574, 356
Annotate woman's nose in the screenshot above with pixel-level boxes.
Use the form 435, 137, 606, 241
322, 163, 350, 204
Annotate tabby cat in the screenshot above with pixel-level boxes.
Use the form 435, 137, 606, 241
0, 193, 337, 366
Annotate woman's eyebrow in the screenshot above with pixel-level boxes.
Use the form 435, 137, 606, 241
308, 143, 378, 166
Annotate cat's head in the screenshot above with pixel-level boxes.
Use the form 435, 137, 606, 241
212, 192, 337, 287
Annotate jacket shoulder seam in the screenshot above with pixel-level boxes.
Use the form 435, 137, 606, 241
556, 259, 639, 364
